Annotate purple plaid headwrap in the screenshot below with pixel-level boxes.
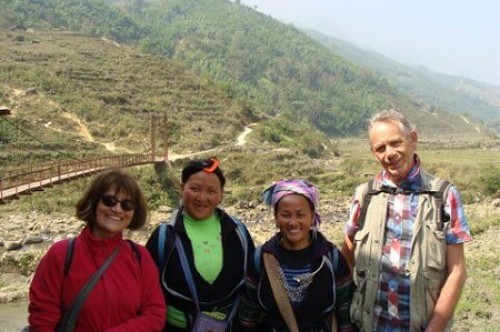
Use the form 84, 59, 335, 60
262, 179, 322, 225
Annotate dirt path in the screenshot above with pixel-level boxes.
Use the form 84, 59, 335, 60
235, 123, 256, 146
59, 109, 94, 142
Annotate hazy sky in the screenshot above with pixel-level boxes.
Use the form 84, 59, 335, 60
241, 0, 500, 87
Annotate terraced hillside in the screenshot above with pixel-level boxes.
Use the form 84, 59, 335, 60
0, 29, 249, 162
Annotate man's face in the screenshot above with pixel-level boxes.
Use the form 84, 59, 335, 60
369, 120, 418, 185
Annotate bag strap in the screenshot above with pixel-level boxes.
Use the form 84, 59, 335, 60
174, 236, 201, 312
64, 237, 76, 276
57, 245, 120, 332
175, 236, 240, 325
262, 252, 299, 332
232, 216, 249, 278
64, 238, 139, 276
358, 179, 451, 230
157, 210, 178, 270
432, 179, 451, 230
329, 248, 339, 332
254, 245, 263, 276
157, 223, 167, 269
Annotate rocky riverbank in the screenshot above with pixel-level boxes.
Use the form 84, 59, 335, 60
0, 198, 349, 303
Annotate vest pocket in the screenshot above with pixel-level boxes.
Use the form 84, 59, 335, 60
425, 222, 446, 271
351, 229, 372, 329
353, 229, 371, 274
350, 278, 366, 328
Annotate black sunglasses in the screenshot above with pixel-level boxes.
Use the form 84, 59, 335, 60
100, 195, 135, 211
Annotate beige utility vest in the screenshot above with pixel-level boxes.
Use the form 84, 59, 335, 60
350, 171, 451, 332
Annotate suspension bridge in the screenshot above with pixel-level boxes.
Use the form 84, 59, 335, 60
0, 154, 166, 202
0, 108, 253, 202
0, 109, 173, 202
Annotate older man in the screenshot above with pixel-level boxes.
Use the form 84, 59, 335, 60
342, 109, 472, 332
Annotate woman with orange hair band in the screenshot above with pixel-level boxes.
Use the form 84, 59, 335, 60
146, 157, 255, 332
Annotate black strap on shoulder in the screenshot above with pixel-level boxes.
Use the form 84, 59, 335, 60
358, 179, 451, 230
64, 237, 141, 276
127, 239, 142, 263
64, 237, 76, 276
254, 245, 263, 276
429, 180, 451, 228
58, 246, 120, 332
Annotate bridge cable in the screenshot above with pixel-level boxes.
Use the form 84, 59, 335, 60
0, 116, 85, 163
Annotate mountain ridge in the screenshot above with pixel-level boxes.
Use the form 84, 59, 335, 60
302, 28, 500, 134
2, 0, 487, 138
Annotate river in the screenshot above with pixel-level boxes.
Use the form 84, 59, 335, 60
0, 301, 28, 332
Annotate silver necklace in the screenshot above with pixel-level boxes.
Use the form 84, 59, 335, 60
277, 256, 326, 303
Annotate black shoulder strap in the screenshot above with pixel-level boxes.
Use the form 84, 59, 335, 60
432, 179, 451, 227
126, 239, 142, 263
58, 246, 120, 332
254, 245, 263, 276
358, 179, 451, 230
64, 237, 76, 276
64, 237, 141, 276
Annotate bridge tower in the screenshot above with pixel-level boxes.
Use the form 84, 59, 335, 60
150, 113, 169, 165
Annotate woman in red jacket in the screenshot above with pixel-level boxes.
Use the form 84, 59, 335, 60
28, 168, 166, 331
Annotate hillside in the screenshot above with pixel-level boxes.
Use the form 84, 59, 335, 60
0, 29, 254, 166
0, 0, 487, 139
303, 29, 500, 134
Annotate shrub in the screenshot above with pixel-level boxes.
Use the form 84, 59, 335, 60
477, 164, 500, 197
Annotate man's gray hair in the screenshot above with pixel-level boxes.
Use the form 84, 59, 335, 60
368, 109, 414, 135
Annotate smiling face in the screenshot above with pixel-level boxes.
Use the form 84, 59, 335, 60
181, 171, 223, 220
275, 194, 314, 250
93, 185, 134, 238
369, 119, 418, 185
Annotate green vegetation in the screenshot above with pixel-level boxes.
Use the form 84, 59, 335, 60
306, 29, 500, 129
0, 30, 252, 171
0, 0, 147, 43
1, 0, 489, 140
457, 220, 500, 331
131, 0, 412, 135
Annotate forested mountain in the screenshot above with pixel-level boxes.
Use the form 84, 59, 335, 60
0, 0, 484, 138
304, 29, 500, 132
0, 0, 148, 42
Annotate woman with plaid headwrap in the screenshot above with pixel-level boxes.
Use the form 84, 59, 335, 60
239, 179, 357, 332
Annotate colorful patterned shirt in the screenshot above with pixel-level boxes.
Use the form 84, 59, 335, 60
345, 155, 472, 331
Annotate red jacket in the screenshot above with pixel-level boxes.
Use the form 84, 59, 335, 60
28, 226, 166, 331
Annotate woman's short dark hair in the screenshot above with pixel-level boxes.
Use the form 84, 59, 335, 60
75, 168, 149, 230
181, 157, 226, 188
